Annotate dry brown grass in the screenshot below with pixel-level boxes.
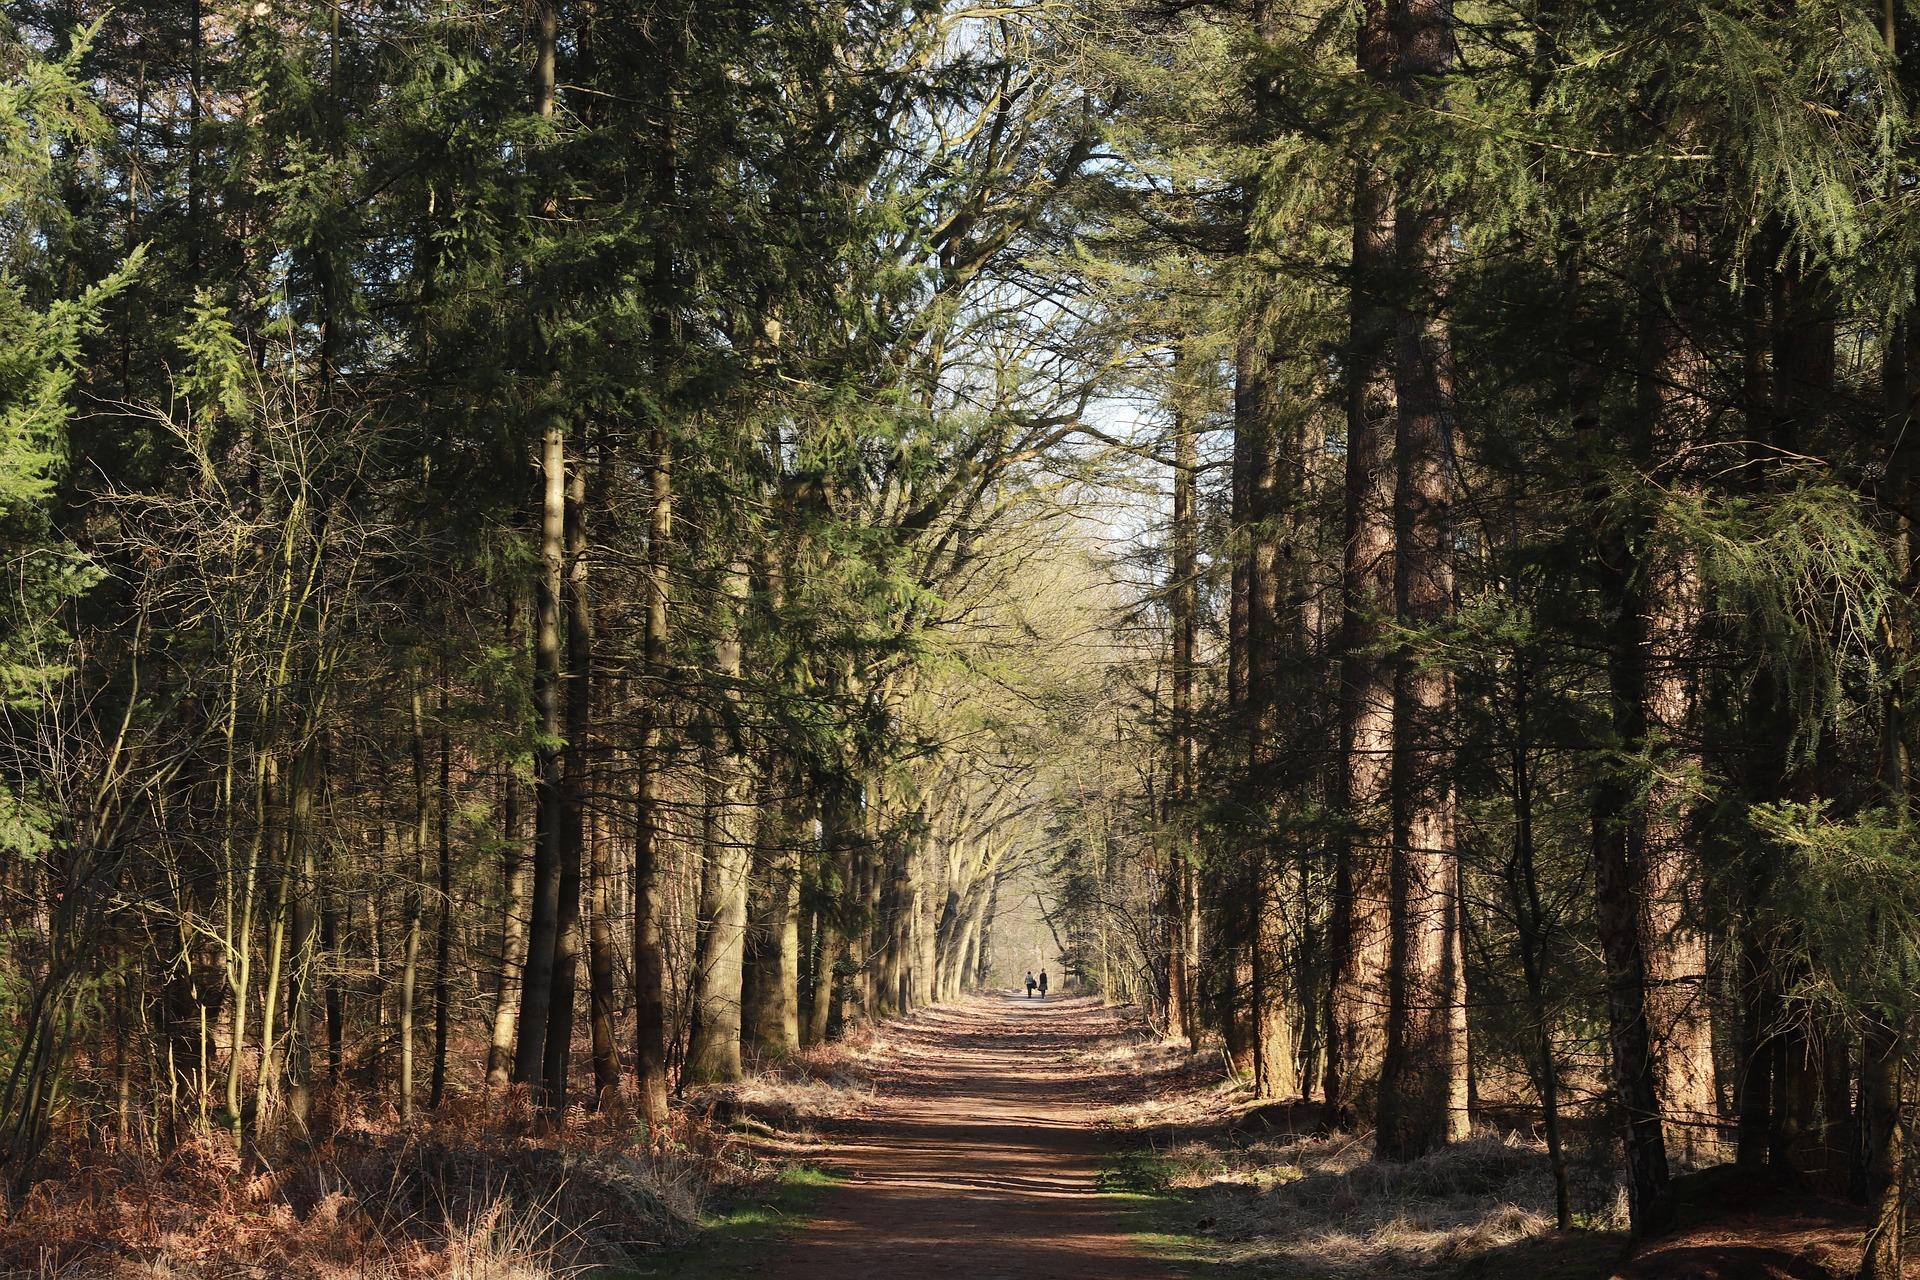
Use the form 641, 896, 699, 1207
1102, 1046, 1598, 1279
1, 1021, 894, 1280
691, 1030, 882, 1141
0, 1096, 712, 1280
1169, 1130, 1568, 1276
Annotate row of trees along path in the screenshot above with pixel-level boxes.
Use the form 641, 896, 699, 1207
1, 0, 1919, 1276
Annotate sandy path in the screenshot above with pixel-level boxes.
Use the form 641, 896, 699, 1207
761, 992, 1177, 1279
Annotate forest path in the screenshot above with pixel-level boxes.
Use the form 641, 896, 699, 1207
761, 992, 1177, 1279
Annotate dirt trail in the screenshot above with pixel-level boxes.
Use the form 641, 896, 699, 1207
762, 992, 1177, 1279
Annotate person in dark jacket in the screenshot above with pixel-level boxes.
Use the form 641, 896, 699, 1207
1038, 970, 1049, 998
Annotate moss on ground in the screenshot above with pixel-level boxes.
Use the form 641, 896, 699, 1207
1099, 1143, 1238, 1278
607, 1163, 842, 1279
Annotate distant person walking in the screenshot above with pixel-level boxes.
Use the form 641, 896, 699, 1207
1025, 971, 1036, 998
1038, 970, 1049, 998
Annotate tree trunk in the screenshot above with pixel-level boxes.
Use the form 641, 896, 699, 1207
537, 444, 590, 1120
1240, 302, 1297, 1100
629, 7, 677, 1132
1638, 227, 1718, 1168
1253, 859, 1299, 1099
806, 787, 856, 1046
1505, 660, 1571, 1228
685, 563, 753, 1085
487, 765, 528, 1090
430, 682, 452, 1111
1374, 0, 1468, 1153
1166, 383, 1200, 1048
1858, 308, 1913, 1277
513, 2, 564, 1095
586, 765, 622, 1109
977, 874, 1000, 990
1324, 0, 1397, 1129
1593, 728, 1674, 1234
743, 776, 804, 1059
282, 741, 320, 1133
1857, 1019, 1905, 1279
400, 691, 428, 1121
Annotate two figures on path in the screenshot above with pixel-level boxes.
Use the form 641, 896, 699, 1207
1025, 970, 1049, 999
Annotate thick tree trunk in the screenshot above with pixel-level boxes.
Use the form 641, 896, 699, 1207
878, 847, 910, 1018
513, 3, 564, 1094
742, 777, 804, 1059
1240, 304, 1298, 1100
1506, 677, 1571, 1227
977, 874, 1000, 990
1324, 0, 1397, 1129
1857, 1020, 1905, 1280
1858, 312, 1913, 1277
545, 442, 597, 1117
1253, 860, 1299, 1099
1639, 232, 1718, 1168
1736, 937, 1777, 1168
1594, 726, 1674, 1234
805, 786, 857, 1045
586, 775, 621, 1109
630, 8, 677, 1127
1581, 270, 1709, 1234
685, 564, 753, 1085
1375, 0, 1468, 1152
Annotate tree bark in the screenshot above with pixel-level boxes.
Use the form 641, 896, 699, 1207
512, 0, 564, 1096
430, 681, 452, 1110
629, 5, 677, 1132
1166, 379, 1200, 1048
685, 562, 753, 1085
743, 773, 804, 1059
487, 763, 528, 1089
282, 741, 320, 1133
1857, 1019, 1905, 1279
1375, 0, 1469, 1154
400, 691, 428, 1121
1638, 231, 1719, 1169
1324, 0, 1397, 1129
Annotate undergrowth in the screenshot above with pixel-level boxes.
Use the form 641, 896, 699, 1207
1, 1032, 879, 1280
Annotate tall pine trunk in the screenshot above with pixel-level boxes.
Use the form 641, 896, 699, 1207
629, 8, 678, 1128
685, 563, 753, 1084
1638, 224, 1718, 1168
1859, 316, 1914, 1280
400, 691, 428, 1121
540, 440, 592, 1118
487, 765, 528, 1090
1164, 386, 1201, 1049
1324, 0, 1397, 1128
743, 772, 804, 1058
512, 1, 564, 1096
1375, 0, 1468, 1156
1242, 303, 1303, 1101
430, 684, 452, 1110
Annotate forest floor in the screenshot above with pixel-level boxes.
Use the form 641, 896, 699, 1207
668, 992, 1897, 1280
10, 997, 1891, 1279
1088, 1032, 1890, 1280
662, 991, 1181, 1278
